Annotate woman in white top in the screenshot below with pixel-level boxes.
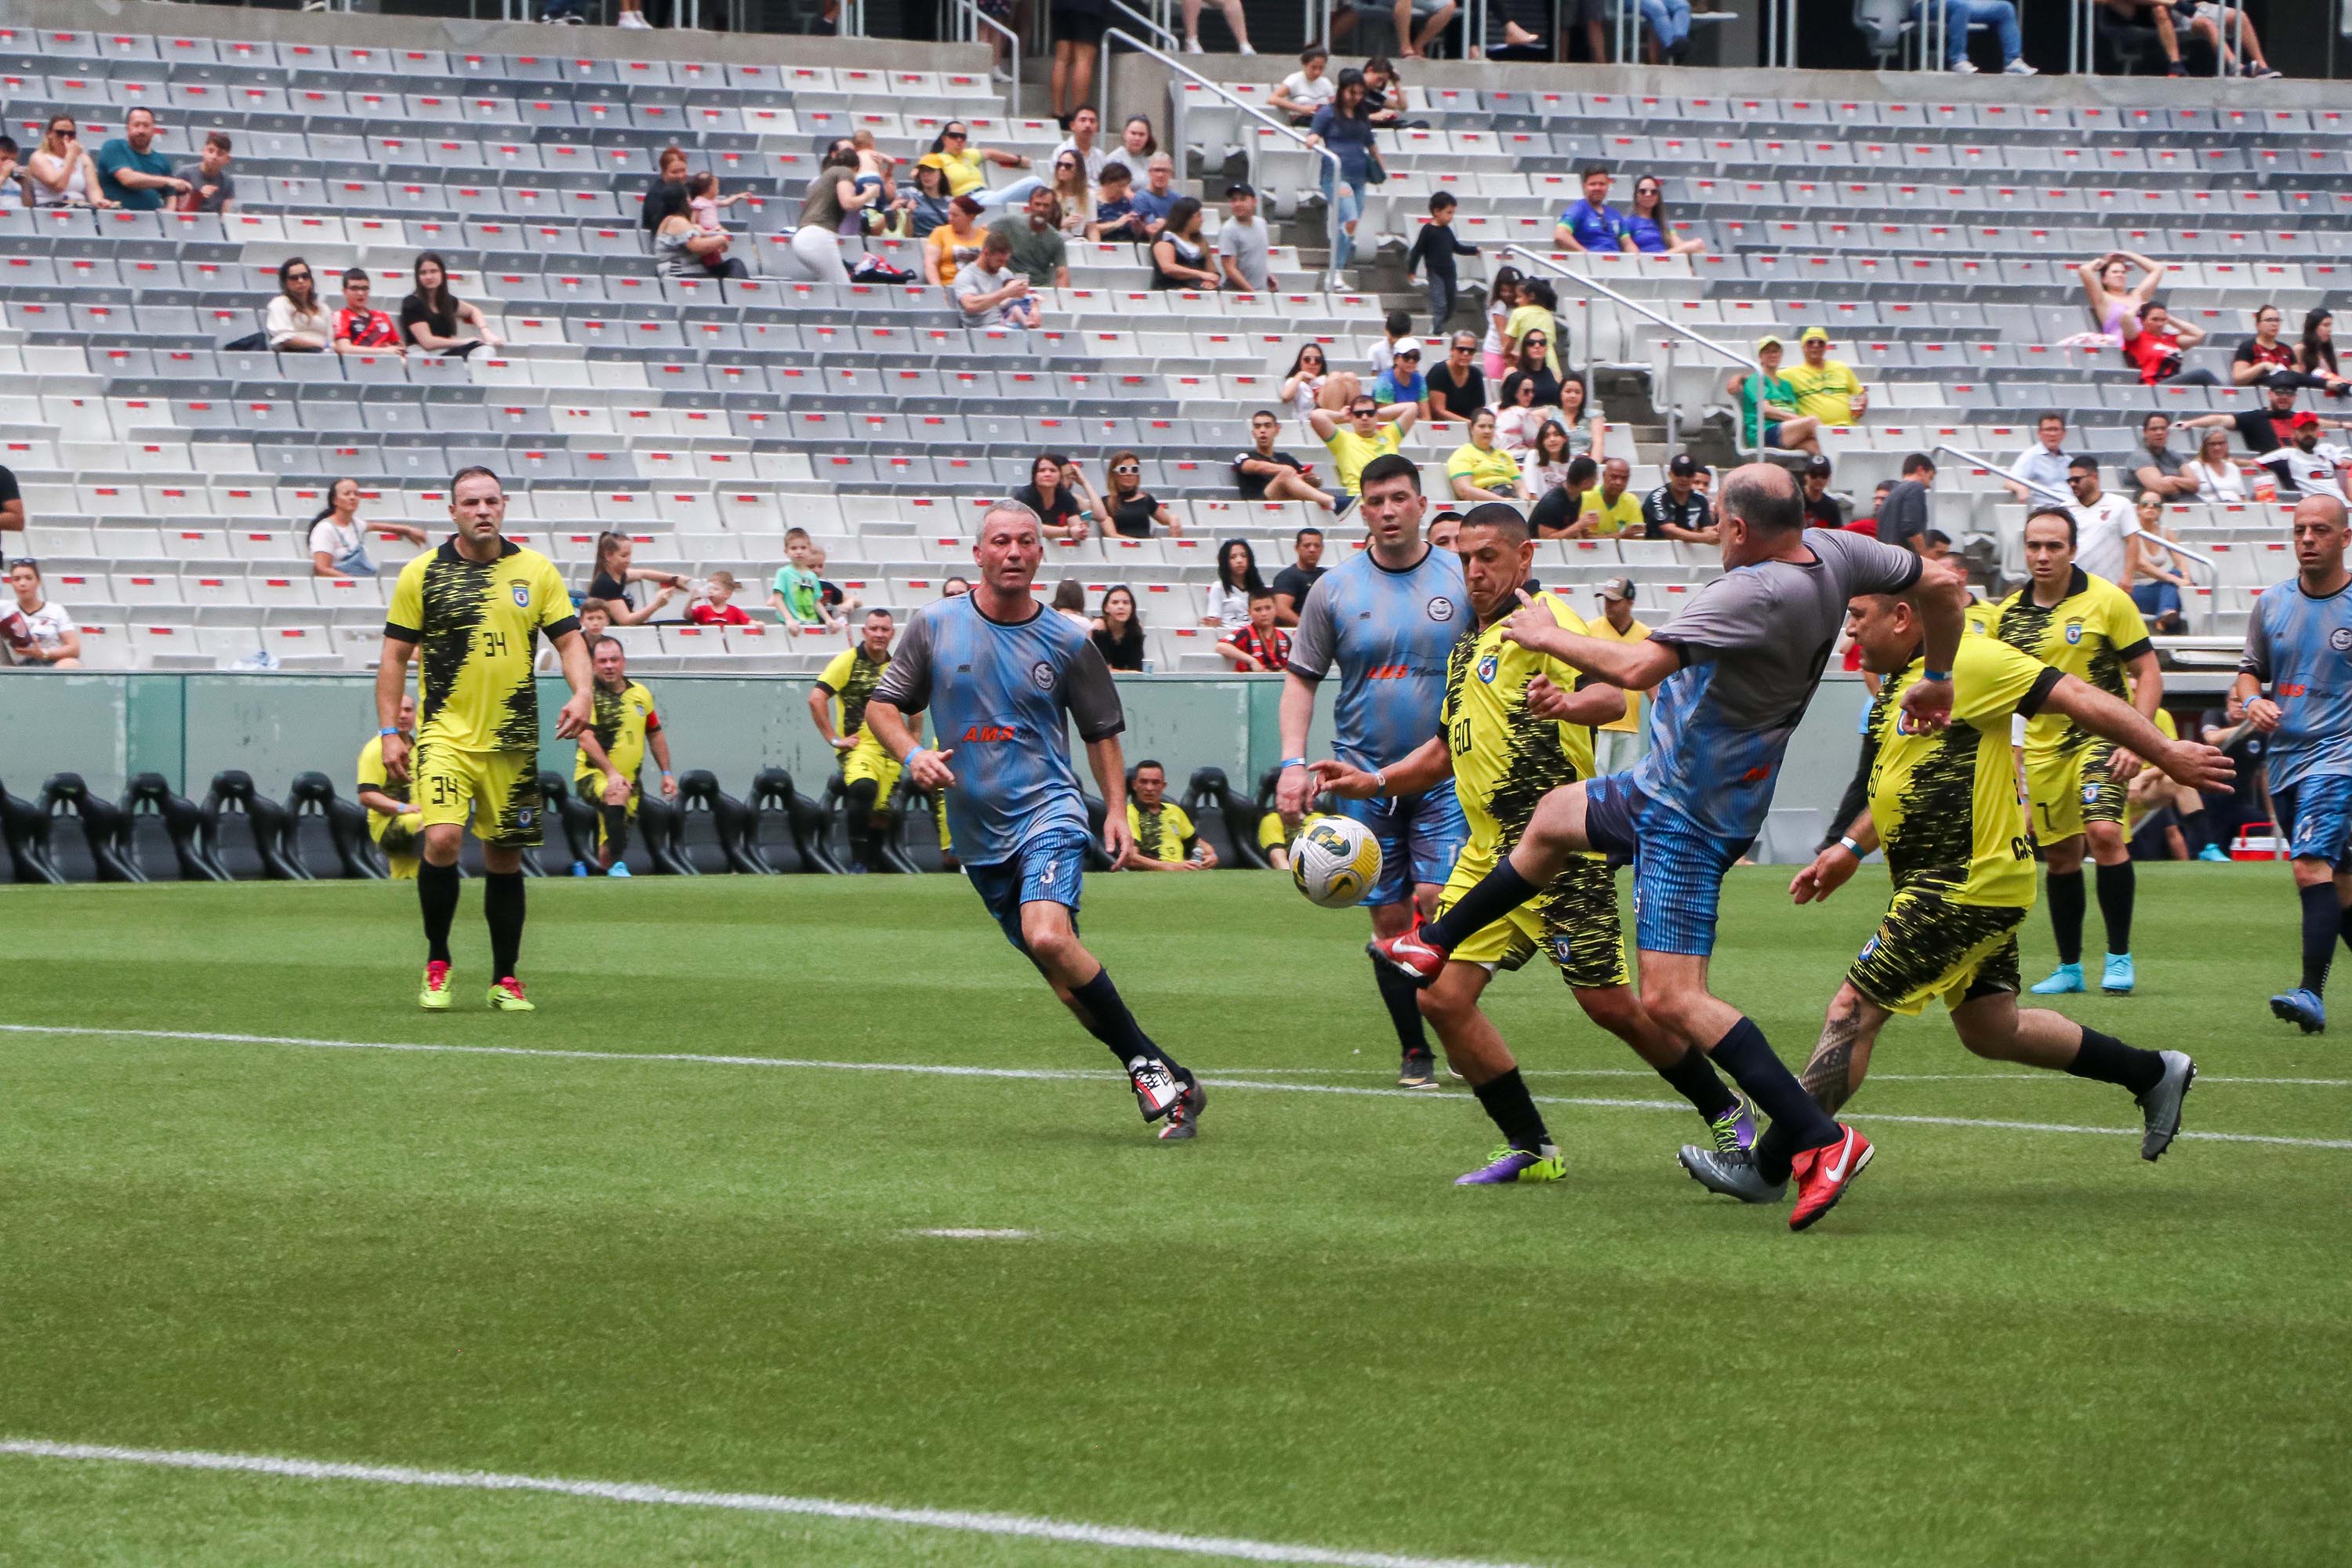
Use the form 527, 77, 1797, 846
264, 257, 331, 351
1202, 539, 1267, 628
24, 116, 111, 209
1047, 151, 1094, 237
1051, 578, 1095, 630
1490, 368, 1557, 453
1272, 48, 1337, 123
1281, 342, 1352, 424
305, 477, 426, 578
2180, 426, 2247, 502
3, 560, 80, 666
1521, 419, 1577, 499
2126, 489, 2190, 631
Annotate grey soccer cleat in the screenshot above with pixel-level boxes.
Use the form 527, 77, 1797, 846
1678, 1144, 1788, 1204
1157, 1074, 1207, 1142
2136, 1050, 2196, 1162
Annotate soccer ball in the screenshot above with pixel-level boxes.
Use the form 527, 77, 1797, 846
1291, 815, 1381, 909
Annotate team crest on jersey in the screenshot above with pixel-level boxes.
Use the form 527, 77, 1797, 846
1858, 934, 1881, 961
2331, 626, 2352, 652
1427, 597, 1455, 622
511, 582, 532, 608
2063, 619, 2084, 644
1029, 659, 1056, 691
2080, 782, 2101, 804
1476, 652, 1499, 683
517, 808, 536, 827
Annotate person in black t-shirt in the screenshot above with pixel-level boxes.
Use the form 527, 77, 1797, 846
1100, 450, 1184, 538
1233, 409, 1349, 514
1530, 455, 1597, 539
1091, 583, 1146, 670
1799, 454, 1842, 530
1424, 331, 1488, 426
0, 461, 21, 573
1269, 526, 1326, 626
1640, 455, 1715, 542
1010, 452, 1101, 542
2182, 383, 2352, 463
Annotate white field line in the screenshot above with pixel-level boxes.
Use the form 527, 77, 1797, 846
4, 1023, 2348, 1152
0, 1438, 1552, 1568
1210, 1066, 2352, 1087
913, 1229, 1034, 1240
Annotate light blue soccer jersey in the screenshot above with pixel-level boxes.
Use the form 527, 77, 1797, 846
2242, 577, 2352, 795
871, 594, 1126, 864
1285, 543, 1469, 769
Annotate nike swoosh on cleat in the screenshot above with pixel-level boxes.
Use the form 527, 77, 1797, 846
1822, 1129, 1857, 1184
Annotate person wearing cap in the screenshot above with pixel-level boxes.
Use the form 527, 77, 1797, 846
1800, 455, 1843, 530
1642, 455, 1717, 544
1219, 182, 1274, 292
1577, 456, 1642, 538
1781, 326, 1867, 426
1588, 577, 1653, 776
1726, 336, 1821, 457
1372, 338, 1429, 423
922, 193, 989, 289
2258, 413, 2352, 505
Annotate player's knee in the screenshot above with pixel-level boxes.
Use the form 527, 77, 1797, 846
419, 824, 463, 866
844, 777, 878, 812
1577, 985, 1642, 1039
2085, 820, 2124, 857
1020, 907, 1080, 963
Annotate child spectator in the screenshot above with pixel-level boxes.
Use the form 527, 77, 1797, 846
172, 129, 234, 214
1404, 191, 1479, 335
771, 529, 838, 634
331, 268, 403, 355
1090, 162, 1145, 242
1370, 307, 1414, 380
689, 571, 753, 626
1218, 589, 1293, 673
687, 170, 747, 235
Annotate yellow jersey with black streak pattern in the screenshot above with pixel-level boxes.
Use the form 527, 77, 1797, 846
385, 538, 579, 754
1867, 636, 2061, 908
576, 680, 660, 787
1987, 567, 2149, 759
1439, 590, 1600, 853
817, 644, 891, 741
1126, 800, 1197, 865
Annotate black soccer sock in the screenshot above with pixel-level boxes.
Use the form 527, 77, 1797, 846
2046, 868, 2086, 966
2336, 895, 2352, 962
2303, 882, 2340, 995
2177, 808, 2211, 857
2065, 1025, 2164, 1096
418, 859, 459, 965
1421, 859, 1542, 951
2095, 859, 2136, 955
1654, 1044, 1739, 1123
1717, 1017, 1839, 1185
1069, 966, 1180, 1073
1471, 1068, 1552, 1152
844, 779, 878, 865
484, 870, 525, 981
599, 804, 630, 862
1372, 956, 1432, 1058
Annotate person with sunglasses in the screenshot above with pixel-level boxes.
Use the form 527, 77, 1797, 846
266, 256, 331, 352
1425, 332, 1487, 426
25, 116, 111, 209
1624, 176, 1706, 256
1309, 396, 1418, 499
1100, 452, 1184, 538
927, 122, 1036, 209
1046, 151, 1094, 236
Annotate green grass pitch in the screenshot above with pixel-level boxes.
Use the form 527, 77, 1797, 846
1, 865, 2345, 1567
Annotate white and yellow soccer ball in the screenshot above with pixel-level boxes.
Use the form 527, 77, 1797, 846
1290, 815, 1382, 909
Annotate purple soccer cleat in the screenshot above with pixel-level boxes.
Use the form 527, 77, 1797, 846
1707, 1094, 1758, 1156
1454, 1145, 1567, 1185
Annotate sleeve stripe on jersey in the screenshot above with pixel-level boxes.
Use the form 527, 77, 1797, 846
1281, 660, 1324, 683
2019, 665, 2064, 719
383, 621, 420, 643
544, 614, 582, 642
2114, 637, 2154, 663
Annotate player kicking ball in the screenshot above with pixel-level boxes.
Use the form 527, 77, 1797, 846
1682, 591, 2227, 1205
865, 501, 1205, 1142
1312, 504, 1754, 1184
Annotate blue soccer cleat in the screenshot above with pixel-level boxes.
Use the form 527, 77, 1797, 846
2271, 989, 2326, 1035
2031, 962, 2085, 995
2102, 953, 2136, 994
2196, 844, 2230, 862
608, 862, 631, 878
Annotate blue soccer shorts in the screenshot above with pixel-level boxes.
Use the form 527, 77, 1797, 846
1581, 771, 1753, 958
2274, 774, 2352, 870
1335, 782, 1468, 908
964, 823, 1093, 953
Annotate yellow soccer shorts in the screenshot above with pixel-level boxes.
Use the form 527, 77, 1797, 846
415, 742, 544, 849
1846, 890, 2026, 1017
1437, 840, 1630, 990
575, 767, 642, 848
842, 733, 903, 796
372, 811, 422, 880
1258, 811, 1289, 858
2026, 739, 2124, 844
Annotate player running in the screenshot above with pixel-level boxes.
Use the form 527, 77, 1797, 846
376, 466, 592, 1012
1310, 503, 1753, 1185
811, 608, 907, 874
1682, 590, 2224, 1203
2234, 495, 2352, 1033
865, 501, 1205, 1141
572, 634, 674, 876
1373, 465, 1968, 1230
1276, 452, 1471, 1089
1990, 506, 2163, 996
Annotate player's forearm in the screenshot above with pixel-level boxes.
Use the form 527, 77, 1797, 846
1087, 735, 1127, 818
807, 688, 840, 743
374, 641, 412, 729
2045, 673, 2171, 761
357, 789, 407, 817
1537, 629, 1676, 691
1553, 684, 1626, 729
556, 631, 592, 698
866, 699, 917, 763
2128, 652, 2163, 720
1278, 674, 1317, 759
1372, 735, 1452, 798
651, 734, 673, 775
2230, 670, 2263, 702
1908, 557, 1967, 675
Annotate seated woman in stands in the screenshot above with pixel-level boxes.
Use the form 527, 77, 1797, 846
2078, 249, 2162, 344
400, 252, 503, 356
1012, 452, 1100, 543
303, 477, 425, 579
1624, 176, 1707, 256
1091, 585, 1147, 672
24, 115, 112, 209
265, 256, 330, 352
2180, 427, 2246, 502
2, 561, 80, 668
1149, 198, 1222, 291
1099, 451, 1185, 538
588, 531, 686, 627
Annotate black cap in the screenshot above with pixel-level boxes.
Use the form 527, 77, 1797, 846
1804, 453, 1833, 477
1225, 181, 1255, 198
1667, 453, 1699, 477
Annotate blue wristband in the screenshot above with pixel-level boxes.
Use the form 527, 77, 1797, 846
379, 727, 400, 738
1922, 669, 1952, 683
1280, 757, 1308, 769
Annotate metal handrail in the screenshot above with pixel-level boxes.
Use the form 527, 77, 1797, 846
1101, 29, 1346, 289
946, 0, 1022, 116
1109, 0, 1182, 49
1931, 441, 2217, 583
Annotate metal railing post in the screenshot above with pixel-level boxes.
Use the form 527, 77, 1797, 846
951, 0, 1023, 117
1663, 336, 1679, 449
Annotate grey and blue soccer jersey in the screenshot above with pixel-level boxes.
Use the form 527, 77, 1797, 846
2241, 578, 2352, 797
872, 593, 1125, 867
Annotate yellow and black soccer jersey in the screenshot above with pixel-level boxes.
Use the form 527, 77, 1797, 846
385, 539, 578, 754
1440, 590, 1600, 851
1127, 800, 1197, 864
1963, 596, 1998, 637
817, 644, 891, 741
1989, 567, 2150, 757
356, 734, 410, 844
576, 679, 659, 785
1867, 635, 2061, 908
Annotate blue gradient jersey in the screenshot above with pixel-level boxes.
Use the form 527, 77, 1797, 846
1636, 528, 1922, 842
1286, 543, 1469, 769
2241, 576, 2352, 795
871, 593, 1126, 865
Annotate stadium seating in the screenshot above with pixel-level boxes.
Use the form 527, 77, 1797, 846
3, 20, 2347, 680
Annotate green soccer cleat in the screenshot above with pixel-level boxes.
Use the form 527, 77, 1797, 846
418, 960, 452, 1011
486, 977, 535, 1013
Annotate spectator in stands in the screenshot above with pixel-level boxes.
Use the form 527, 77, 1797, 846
927, 122, 1034, 205
1727, 336, 1822, 457
1502, 339, 1563, 416
1046, 150, 1094, 238
1219, 183, 1273, 292
1853, 478, 1896, 535
1127, 152, 1181, 241
1090, 162, 1145, 243
2095, 0, 2194, 76
2, 561, 77, 668
1784, 326, 1866, 424
2063, 456, 2137, 578
2182, 383, 2348, 462
0, 136, 21, 211
1283, 342, 1353, 425
989, 187, 1072, 290
1180, 0, 1256, 52
941, 577, 972, 599
2256, 413, 2352, 504
1205, 538, 1268, 627
1406, 191, 1479, 336
264, 257, 330, 353
1425, 332, 1486, 426
1370, 308, 1414, 381
1504, 278, 1562, 377
1049, 0, 1107, 129
172, 130, 234, 214
640, 145, 688, 233
1372, 339, 1427, 420
2126, 491, 2190, 633
94, 107, 188, 212
2130, 412, 2199, 500
0, 456, 20, 569
2298, 309, 2347, 398
956, 229, 1040, 328
304, 479, 423, 579
2122, 302, 2212, 387
1122, 760, 1214, 868
590, 532, 686, 626
1092, 585, 1146, 670
652, 186, 743, 279
1530, 455, 1597, 538
1052, 579, 1094, 630
792, 145, 869, 285
1910, 0, 2034, 73
1635, 0, 1694, 62
1578, 456, 1642, 537
1014, 453, 1101, 542
1492, 368, 1546, 452
2230, 303, 2342, 394
24, 116, 108, 209
688, 169, 751, 238
1448, 410, 1532, 505
771, 527, 844, 637
1272, 46, 1336, 125
1800, 454, 1842, 529
2002, 412, 2073, 503
1310, 394, 1416, 498
1218, 588, 1292, 673
1149, 197, 1221, 290
1588, 578, 1652, 773
541, 597, 612, 673
1555, 165, 1632, 255
1622, 175, 1704, 255
1272, 528, 1326, 626
2181, 426, 2246, 501
330, 269, 403, 356
401, 253, 499, 356
2078, 249, 2162, 342
1359, 56, 1414, 128
1481, 266, 1522, 380
688, 572, 753, 626
1101, 451, 1185, 538
1642, 454, 1716, 543
1117, 114, 1159, 171
1235, 410, 1348, 514
905, 158, 956, 240
1522, 419, 1577, 501
1875, 452, 1935, 554
924, 194, 986, 288
1306, 69, 1381, 274
2183, 2, 2279, 75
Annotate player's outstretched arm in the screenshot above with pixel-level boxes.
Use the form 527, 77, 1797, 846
2041, 673, 2234, 794
1523, 672, 1624, 729
1896, 556, 1970, 732
2107, 646, 2165, 782
550, 629, 594, 739
1310, 734, 1450, 800
1086, 735, 1132, 864
374, 634, 418, 781
1791, 811, 1877, 906
1499, 592, 1679, 690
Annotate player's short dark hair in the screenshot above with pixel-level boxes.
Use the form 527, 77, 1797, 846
1134, 758, 1165, 775
1900, 452, 1936, 477
1457, 501, 1530, 542
1295, 525, 1323, 542
2067, 455, 2098, 474
2025, 504, 2078, 547
449, 463, 502, 494
1722, 464, 1805, 534
1428, 191, 1457, 213
1357, 453, 1421, 495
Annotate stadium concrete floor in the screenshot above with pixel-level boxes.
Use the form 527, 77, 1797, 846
1, 866, 2343, 1567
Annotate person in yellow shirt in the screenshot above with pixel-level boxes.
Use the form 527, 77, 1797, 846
1585, 576, 1653, 776
1576, 456, 1643, 537
1121, 760, 1218, 869
1445, 409, 1531, 504
1780, 326, 1867, 426
574, 635, 674, 876
356, 691, 423, 880
1310, 395, 1417, 496
810, 608, 922, 873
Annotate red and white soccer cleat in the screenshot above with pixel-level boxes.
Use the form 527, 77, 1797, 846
1788, 1123, 1873, 1232
1365, 916, 1448, 988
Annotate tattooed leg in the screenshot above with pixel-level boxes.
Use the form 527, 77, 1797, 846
1799, 984, 1890, 1116
1951, 993, 2085, 1070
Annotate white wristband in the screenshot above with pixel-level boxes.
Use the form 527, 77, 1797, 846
1838, 836, 1863, 858
1371, 768, 1390, 797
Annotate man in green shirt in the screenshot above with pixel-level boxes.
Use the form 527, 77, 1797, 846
1730, 335, 1822, 456
987, 187, 1070, 291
